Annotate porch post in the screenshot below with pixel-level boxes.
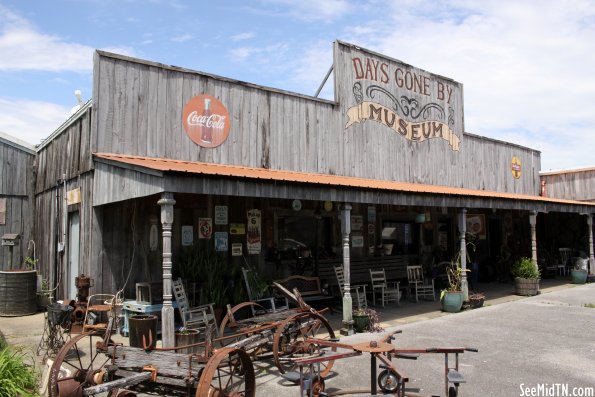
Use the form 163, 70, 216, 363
529, 211, 538, 271
458, 208, 469, 301
340, 203, 354, 336
158, 192, 176, 348
588, 214, 594, 276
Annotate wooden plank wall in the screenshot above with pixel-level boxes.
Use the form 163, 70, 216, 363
0, 140, 34, 269
463, 133, 541, 195
541, 169, 595, 202
92, 47, 541, 198
33, 106, 94, 295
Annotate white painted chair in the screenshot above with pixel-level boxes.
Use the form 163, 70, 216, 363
369, 269, 400, 307
172, 278, 219, 336
406, 265, 435, 302
334, 265, 367, 309
558, 248, 572, 276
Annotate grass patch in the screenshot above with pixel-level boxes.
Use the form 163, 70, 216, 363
0, 339, 40, 397
584, 303, 595, 309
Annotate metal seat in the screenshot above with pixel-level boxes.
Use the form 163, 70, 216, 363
83, 294, 116, 334
334, 264, 367, 309
172, 278, 219, 336
369, 269, 400, 307
406, 265, 435, 302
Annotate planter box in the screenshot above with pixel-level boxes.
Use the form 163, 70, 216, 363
441, 291, 464, 313
175, 329, 201, 353
353, 315, 370, 332
515, 277, 540, 296
571, 269, 588, 284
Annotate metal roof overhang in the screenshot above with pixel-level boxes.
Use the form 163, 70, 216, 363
92, 153, 595, 214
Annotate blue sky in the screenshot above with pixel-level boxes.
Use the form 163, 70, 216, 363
1, 0, 595, 171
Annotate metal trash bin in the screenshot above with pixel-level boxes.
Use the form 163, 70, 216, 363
128, 314, 157, 348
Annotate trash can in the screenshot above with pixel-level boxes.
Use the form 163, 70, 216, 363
128, 314, 157, 348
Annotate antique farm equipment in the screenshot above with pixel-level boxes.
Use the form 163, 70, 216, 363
288, 330, 478, 397
218, 281, 336, 374
48, 305, 255, 396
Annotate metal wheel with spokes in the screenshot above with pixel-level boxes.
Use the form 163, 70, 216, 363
48, 332, 113, 397
272, 312, 336, 376
196, 347, 255, 397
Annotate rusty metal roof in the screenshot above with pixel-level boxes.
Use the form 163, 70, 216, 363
94, 152, 595, 207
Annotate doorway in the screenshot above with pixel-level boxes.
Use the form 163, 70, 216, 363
68, 211, 80, 300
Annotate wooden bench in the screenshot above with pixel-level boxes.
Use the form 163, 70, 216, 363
274, 275, 335, 311
318, 256, 413, 297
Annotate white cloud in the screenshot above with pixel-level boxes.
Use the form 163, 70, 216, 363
231, 32, 256, 42
260, 0, 352, 21
0, 98, 71, 145
228, 42, 289, 63
171, 34, 192, 43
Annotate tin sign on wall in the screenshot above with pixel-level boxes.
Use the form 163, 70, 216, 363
511, 156, 522, 179
182, 94, 231, 148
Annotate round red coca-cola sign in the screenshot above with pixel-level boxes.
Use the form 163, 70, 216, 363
182, 94, 230, 148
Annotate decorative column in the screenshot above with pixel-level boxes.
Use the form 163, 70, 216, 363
529, 211, 538, 272
158, 192, 176, 348
339, 203, 354, 336
588, 214, 594, 276
457, 208, 468, 301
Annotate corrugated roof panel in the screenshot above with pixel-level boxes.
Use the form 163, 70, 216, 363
93, 152, 595, 207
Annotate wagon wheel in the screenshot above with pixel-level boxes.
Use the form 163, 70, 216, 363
219, 302, 268, 336
48, 332, 113, 397
272, 312, 336, 376
196, 347, 255, 397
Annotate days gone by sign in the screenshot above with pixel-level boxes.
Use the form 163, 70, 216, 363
337, 41, 464, 152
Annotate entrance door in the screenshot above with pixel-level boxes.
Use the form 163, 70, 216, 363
68, 212, 80, 300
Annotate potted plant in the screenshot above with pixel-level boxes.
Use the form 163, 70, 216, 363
440, 261, 466, 313
512, 257, 540, 296
467, 292, 485, 309
570, 257, 588, 284
174, 327, 201, 354
352, 307, 383, 333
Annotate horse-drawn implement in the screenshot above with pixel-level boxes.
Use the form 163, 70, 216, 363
47, 282, 335, 396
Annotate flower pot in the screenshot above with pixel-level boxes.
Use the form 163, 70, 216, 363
441, 291, 464, 313
468, 296, 484, 309
571, 269, 588, 284
514, 277, 540, 296
353, 314, 370, 332
129, 314, 158, 348
175, 329, 201, 353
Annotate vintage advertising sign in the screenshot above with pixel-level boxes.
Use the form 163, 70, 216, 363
338, 42, 463, 152
215, 205, 228, 225
215, 232, 228, 251
66, 188, 81, 205
181, 225, 193, 246
511, 156, 522, 179
198, 218, 213, 239
246, 209, 261, 254
230, 223, 245, 235
182, 94, 231, 148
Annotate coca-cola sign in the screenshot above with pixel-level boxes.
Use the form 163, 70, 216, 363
182, 94, 230, 148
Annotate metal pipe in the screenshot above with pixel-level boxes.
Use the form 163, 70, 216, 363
314, 65, 333, 98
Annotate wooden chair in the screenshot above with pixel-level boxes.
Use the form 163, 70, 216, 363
334, 265, 368, 309
406, 265, 435, 302
242, 267, 288, 315
172, 278, 219, 336
369, 269, 400, 307
558, 248, 572, 276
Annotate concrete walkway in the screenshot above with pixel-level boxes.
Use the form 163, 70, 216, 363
0, 278, 591, 396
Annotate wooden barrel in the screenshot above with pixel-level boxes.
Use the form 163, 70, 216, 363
0, 270, 38, 316
514, 277, 540, 296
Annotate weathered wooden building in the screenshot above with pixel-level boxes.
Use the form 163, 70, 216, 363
541, 167, 595, 202
0, 131, 35, 270
15, 40, 595, 344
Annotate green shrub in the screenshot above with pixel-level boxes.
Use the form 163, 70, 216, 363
512, 257, 540, 279
0, 344, 40, 397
